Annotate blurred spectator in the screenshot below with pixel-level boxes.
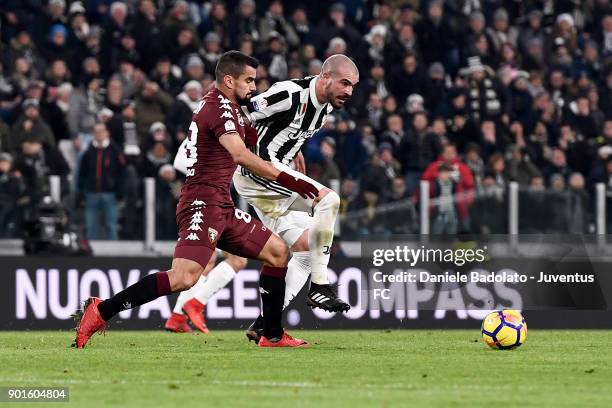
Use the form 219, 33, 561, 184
421, 144, 475, 230
388, 53, 425, 108
487, 153, 508, 188
315, 3, 362, 57
13, 136, 69, 210
290, 6, 313, 45
167, 80, 203, 146
486, 9, 518, 56
464, 143, 484, 191
567, 96, 599, 140
360, 143, 399, 202
315, 137, 341, 188
506, 145, 541, 185
0, 152, 25, 237
327, 118, 367, 180
567, 173, 592, 234
77, 122, 126, 240
259, 0, 299, 49
380, 114, 404, 148
259, 33, 288, 82
384, 23, 419, 69
447, 109, 481, 154
150, 57, 181, 95
132, 0, 164, 70
479, 119, 509, 158
142, 140, 172, 178
156, 164, 181, 240
202, 32, 223, 73
423, 63, 447, 113
69, 76, 104, 150
134, 81, 173, 139
10, 99, 55, 151
431, 163, 458, 235
44, 82, 72, 142
414, 0, 456, 67
544, 148, 573, 185
396, 111, 442, 194
462, 57, 506, 122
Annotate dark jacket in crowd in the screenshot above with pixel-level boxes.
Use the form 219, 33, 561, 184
78, 139, 127, 194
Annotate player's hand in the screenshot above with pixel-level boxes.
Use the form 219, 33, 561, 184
294, 151, 306, 174
277, 171, 318, 199
244, 124, 258, 148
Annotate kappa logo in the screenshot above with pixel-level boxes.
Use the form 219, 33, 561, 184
188, 224, 202, 231
220, 103, 232, 111
186, 233, 200, 241
208, 227, 218, 243
191, 199, 206, 207
220, 111, 233, 119
224, 120, 236, 131
218, 95, 231, 104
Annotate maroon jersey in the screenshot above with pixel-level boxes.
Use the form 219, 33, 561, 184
181, 87, 245, 206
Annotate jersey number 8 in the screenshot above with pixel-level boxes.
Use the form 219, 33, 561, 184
234, 209, 251, 223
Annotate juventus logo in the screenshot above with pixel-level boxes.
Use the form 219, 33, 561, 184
322, 245, 331, 255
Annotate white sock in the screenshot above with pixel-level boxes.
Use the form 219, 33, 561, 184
308, 192, 340, 284
194, 261, 237, 305
284, 251, 311, 309
173, 274, 207, 314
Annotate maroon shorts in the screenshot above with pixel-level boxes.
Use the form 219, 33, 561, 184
173, 197, 273, 268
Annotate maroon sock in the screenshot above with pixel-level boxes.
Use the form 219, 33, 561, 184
98, 271, 172, 321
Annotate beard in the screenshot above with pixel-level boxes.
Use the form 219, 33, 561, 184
236, 91, 252, 105
327, 88, 348, 109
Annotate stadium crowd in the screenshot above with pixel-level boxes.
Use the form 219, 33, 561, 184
0, 0, 611, 241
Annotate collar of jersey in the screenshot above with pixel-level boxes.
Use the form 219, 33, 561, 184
309, 75, 324, 110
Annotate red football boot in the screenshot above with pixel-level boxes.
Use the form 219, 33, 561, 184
258, 331, 309, 348
182, 299, 209, 333
73, 297, 106, 348
165, 312, 193, 333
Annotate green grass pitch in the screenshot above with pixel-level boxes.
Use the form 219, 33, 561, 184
1, 330, 611, 407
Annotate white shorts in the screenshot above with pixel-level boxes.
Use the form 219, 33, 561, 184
233, 162, 325, 247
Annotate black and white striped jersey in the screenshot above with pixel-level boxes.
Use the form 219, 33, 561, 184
242, 75, 333, 166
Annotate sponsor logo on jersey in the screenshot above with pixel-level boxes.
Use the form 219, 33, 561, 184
225, 120, 236, 131
208, 227, 218, 243
191, 199, 206, 207
252, 98, 268, 112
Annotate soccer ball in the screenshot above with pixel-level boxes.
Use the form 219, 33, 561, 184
481, 310, 527, 350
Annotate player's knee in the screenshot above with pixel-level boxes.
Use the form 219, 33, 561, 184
225, 255, 247, 271
174, 266, 201, 291
268, 241, 290, 267
315, 189, 340, 212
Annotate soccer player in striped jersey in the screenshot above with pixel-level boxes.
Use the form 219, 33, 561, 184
171, 55, 359, 342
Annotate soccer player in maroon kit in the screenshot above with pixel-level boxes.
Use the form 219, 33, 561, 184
74, 51, 319, 348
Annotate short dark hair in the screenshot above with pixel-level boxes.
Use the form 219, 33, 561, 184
215, 51, 259, 83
